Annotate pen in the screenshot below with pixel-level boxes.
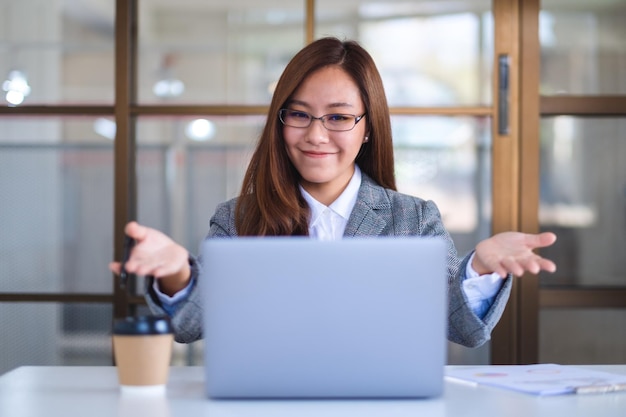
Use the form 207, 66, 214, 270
575, 383, 626, 394
119, 235, 135, 289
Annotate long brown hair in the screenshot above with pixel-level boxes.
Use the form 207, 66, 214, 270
235, 37, 396, 236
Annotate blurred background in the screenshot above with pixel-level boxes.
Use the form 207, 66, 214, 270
0, 0, 625, 374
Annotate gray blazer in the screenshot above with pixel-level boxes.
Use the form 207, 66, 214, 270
146, 173, 512, 348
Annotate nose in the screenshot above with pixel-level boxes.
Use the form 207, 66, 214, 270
305, 118, 329, 145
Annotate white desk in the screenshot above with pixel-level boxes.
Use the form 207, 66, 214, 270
1, 366, 626, 417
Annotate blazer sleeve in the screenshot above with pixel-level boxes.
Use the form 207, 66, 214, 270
418, 199, 512, 348
447, 253, 513, 347
144, 199, 236, 344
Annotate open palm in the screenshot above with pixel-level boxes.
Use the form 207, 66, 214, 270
108, 222, 190, 295
472, 231, 557, 278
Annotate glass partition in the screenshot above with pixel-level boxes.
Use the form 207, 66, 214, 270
540, 1, 626, 95
1, 0, 508, 371
316, 0, 493, 107
539, 117, 626, 287
0, 0, 114, 105
0, 302, 112, 375
393, 115, 492, 254
135, 115, 263, 258
0, 117, 114, 294
137, 1, 305, 104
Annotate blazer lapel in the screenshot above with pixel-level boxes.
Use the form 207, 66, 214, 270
343, 174, 391, 237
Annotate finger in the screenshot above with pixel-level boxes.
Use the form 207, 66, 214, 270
501, 257, 525, 277
538, 258, 557, 273
121, 253, 145, 274
494, 268, 509, 279
133, 263, 159, 277
486, 261, 509, 279
123, 257, 152, 275
512, 256, 556, 276
518, 257, 542, 275
133, 256, 176, 277
125, 221, 149, 242
526, 232, 557, 249
538, 231, 557, 246
109, 262, 121, 275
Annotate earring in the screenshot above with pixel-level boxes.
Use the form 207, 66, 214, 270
363, 136, 369, 143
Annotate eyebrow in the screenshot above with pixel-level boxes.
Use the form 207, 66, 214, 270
287, 99, 355, 110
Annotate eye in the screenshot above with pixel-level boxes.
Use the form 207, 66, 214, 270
326, 114, 351, 122
287, 110, 310, 119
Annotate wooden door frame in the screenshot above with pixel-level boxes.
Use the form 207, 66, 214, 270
490, 0, 626, 364
490, 0, 542, 365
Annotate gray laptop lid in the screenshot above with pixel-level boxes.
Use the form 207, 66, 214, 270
200, 237, 447, 399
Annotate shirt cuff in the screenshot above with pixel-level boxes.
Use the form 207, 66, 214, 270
152, 274, 196, 316
463, 252, 505, 319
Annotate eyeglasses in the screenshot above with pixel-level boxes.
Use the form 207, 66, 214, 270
278, 109, 366, 132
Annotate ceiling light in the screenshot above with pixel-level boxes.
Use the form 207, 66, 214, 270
153, 78, 185, 98
3, 70, 31, 106
153, 53, 185, 99
93, 118, 116, 140
185, 119, 216, 142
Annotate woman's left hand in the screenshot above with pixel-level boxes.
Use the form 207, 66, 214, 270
472, 232, 557, 278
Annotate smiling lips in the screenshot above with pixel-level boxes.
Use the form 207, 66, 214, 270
302, 150, 334, 158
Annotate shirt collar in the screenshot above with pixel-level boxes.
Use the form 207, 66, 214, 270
300, 165, 362, 223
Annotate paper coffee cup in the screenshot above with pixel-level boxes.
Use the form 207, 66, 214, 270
113, 315, 174, 389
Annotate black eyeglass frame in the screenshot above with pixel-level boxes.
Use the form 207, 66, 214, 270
278, 108, 367, 132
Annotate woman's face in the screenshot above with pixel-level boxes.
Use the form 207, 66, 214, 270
282, 65, 367, 205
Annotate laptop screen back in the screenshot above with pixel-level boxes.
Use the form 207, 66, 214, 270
200, 236, 448, 398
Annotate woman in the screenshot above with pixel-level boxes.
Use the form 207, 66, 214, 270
110, 37, 556, 348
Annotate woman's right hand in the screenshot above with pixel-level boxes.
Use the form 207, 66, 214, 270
108, 221, 191, 296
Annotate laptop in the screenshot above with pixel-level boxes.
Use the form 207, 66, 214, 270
199, 236, 448, 399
